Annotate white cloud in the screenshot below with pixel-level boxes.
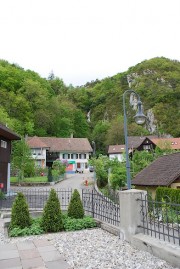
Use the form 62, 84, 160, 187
0, 0, 179, 86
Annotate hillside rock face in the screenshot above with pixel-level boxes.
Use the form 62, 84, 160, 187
146, 109, 157, 133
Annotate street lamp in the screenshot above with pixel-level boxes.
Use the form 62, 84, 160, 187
123, 90, 146, 189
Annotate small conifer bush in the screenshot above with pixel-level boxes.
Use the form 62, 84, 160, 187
47, 167, 53, 182
10, 192, 31, 229
67, 189, 84, 219
41, 188, 63, 232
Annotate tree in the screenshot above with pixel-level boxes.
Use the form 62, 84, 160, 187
48, 73, 67, 95
131, 150, 155, 177
105, 116, 125, 146
110, 166, 126, 190
73, 109, 89, 138
41, 189, 63, 232
52, 159, 67, 180
10, 192, 31, 229
90, 155, 110, 188
109, 158, 126, 190
47, 167, 53, 182
67, 189, 84, 219
11, 138, 35, 182
92, 121, 110, 155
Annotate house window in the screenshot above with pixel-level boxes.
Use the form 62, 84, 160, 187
36, 160, 42, 167
84, 154, 86, 159
1, 140, 7, 148
79, 154, 82, 159
143, 145, 151, 150
76, 154, 78, 159
68, 154, 70, 159
71, 153, 74, 159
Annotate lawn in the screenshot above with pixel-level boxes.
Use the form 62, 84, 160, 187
10, 176, 48, 183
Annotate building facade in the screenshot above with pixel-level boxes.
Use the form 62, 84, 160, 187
0, 124, 20, 192
26, 136, 93, 173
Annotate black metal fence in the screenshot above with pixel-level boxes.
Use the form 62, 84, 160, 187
0, 188, 72, 211
82, 187, 120, 227
0, 187, 120, 227
138, 193, 180, 246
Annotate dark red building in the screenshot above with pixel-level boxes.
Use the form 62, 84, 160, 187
0, 124, 20, 192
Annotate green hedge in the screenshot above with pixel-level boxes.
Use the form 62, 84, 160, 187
155, 187, 180, 204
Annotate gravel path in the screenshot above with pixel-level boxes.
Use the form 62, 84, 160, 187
0, 224, 178, 269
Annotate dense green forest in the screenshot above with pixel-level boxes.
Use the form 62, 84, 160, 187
0, 57, 179, 154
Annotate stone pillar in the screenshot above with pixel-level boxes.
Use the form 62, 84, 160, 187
119, 189, 147, 242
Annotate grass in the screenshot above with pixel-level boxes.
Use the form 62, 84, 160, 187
10, 176, 48, 183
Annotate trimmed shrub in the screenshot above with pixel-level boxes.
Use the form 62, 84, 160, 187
155, 187, 180, 204
67, 189, 84, 219
10, 192, 31, 229
41, 189, 63, 232
63, 215, 97, 231
47, 167, 53, 182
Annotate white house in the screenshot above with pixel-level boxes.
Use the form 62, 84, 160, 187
108, 145, 125, 162
26, 136, 93, 173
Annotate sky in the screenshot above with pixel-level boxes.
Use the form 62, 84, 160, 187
0, 0, 180, 86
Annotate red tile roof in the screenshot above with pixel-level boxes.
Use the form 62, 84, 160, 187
108, 145, 125, 154
132, 152, 180, 186
26, 136, 93, 153
26, 136, 49, 149
151, 138, 180, 150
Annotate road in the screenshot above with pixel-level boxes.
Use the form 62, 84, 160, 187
55, 171, 95, 191
10, 171, 95, 192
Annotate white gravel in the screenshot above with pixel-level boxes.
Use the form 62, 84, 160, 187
0, 224, 178, 269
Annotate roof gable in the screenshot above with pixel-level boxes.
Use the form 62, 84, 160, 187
132, 152, 180, 186
0, 123, 20, 140
128, 135, 158, 149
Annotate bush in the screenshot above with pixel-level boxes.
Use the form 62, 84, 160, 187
63, 215, 97, 231
67, 189, 84, 219
155, 187, 180, 204
9, 214, 97, 237
9, 218, 43, 237
10, 192, 31, 229
0, 190, 5, 200
41, 189, 63, 232
47, 167, 53, 182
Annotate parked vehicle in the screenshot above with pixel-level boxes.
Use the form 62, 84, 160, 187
76, 168, 84, 173
89, 166, 94, 172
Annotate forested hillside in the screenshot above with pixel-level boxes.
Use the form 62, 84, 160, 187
0, 57, 179, 154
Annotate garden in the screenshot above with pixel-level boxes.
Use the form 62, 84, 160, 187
11, 159, 67, 185
8, 188, 97, 237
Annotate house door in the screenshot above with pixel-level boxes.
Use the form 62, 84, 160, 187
0, 162, 8, 192
77, 163, 81, 168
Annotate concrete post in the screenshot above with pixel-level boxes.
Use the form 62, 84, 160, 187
119, 189, 147, 242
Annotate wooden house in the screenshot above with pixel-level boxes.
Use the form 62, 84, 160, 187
0, 124, 20, 192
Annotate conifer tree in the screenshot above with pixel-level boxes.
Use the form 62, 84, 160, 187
67, 189, 84, 219
10, 192, 31, 229
41, 189, 63, 232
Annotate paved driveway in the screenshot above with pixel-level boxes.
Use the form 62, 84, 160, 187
55, 171, 95, 191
